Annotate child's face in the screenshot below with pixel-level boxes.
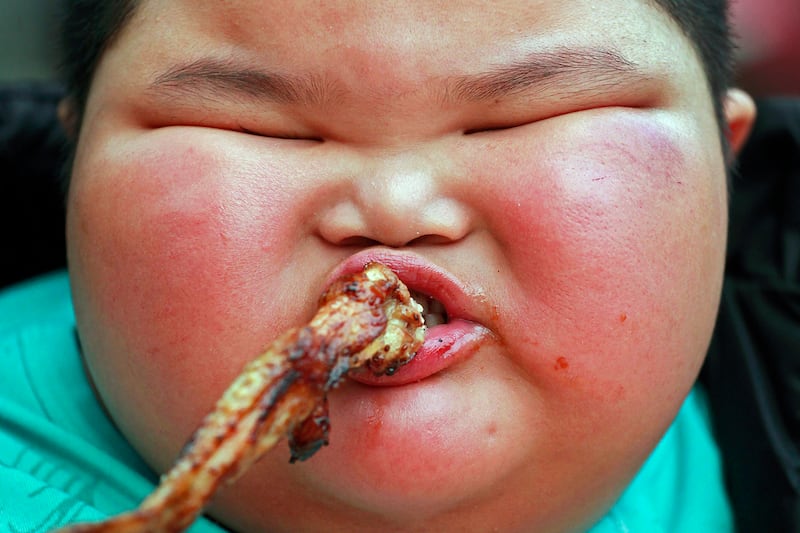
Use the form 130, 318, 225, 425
67, 0, 738, 530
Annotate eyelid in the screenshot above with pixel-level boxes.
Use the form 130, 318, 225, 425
138, 95, 323, 142
460, 99, 580, 136
463, 121, 532, 135
462, 93, 657, 136
237, 124, 323, 142
462, 113, 551, 135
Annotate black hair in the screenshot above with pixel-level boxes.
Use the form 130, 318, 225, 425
59, 0, 735, 152
650, 0, 736, 151
59, 0, 137, 137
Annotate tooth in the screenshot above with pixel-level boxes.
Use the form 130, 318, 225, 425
410, 291, 428, 313
428, 298, 446, 315
425, 313, 445, 327
409, 290, 448, 326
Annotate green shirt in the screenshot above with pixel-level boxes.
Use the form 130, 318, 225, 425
0, 272, 224, 532
0, 272, 733, 532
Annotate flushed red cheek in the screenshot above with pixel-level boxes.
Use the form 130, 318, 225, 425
478, 113, 720, 386
71, 144, 301, 390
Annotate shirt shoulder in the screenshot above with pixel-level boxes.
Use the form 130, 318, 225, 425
0, 271, 77, 417
0, 273, 226, 532
589, 386, 734, 532
0, 271, 75, 332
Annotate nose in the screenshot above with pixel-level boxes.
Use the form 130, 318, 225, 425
317, 148, 472, 248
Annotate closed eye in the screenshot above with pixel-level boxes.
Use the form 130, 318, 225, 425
237, 123, 323, 142
463, 123, 525, 135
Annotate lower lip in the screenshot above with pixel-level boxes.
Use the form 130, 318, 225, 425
348, 319, 490, 386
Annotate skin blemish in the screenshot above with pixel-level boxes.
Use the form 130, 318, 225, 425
358, 394, 390, 452
554, 357, 569, 371
619, 313, 627, 323
366, 407, 384, 432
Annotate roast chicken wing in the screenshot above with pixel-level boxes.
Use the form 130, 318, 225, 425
56, 262, 425, 532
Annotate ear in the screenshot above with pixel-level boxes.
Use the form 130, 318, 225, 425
723, 88, 756, 156
58, 96, 79, 140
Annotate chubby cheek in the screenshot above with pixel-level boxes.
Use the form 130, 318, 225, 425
481, 112, 726, 426
68, 134, 309, 461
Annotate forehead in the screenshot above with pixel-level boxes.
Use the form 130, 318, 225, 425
122, 0, 693, 79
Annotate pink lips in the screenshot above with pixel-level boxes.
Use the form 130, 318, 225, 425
351, 320, 489, 386
326, 250, 493, 387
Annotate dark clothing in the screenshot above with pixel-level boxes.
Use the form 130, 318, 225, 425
0, 83, 68, 289
703, 97, 800, 532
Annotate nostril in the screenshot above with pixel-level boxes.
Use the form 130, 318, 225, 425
406, 233, 465, 247
335, 236, 382, 247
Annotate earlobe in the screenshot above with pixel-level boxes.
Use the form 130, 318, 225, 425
724, 88, 756, 156
58, 96, 79, 140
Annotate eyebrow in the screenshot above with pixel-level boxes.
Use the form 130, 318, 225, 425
150, 58, 334, 106
148, 47, 646, 107
446, 47, 645, 102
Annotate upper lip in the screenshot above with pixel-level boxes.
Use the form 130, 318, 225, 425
325, 248, 489, 328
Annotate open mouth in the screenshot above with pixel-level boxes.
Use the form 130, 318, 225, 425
411, 290, 449, 328
327, 252, 492, 386
348, 287, 490, 386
